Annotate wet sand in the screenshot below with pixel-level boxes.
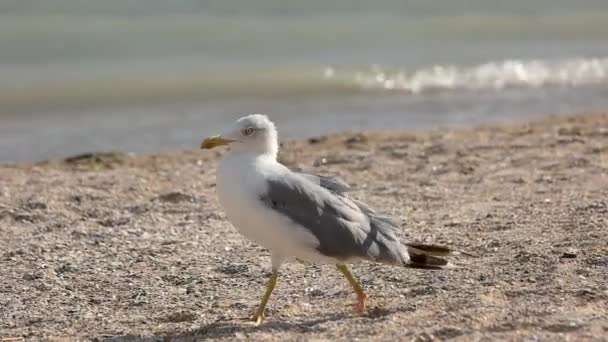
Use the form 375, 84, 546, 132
1, 112, 607, 341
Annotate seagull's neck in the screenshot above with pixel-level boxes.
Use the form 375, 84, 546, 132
223, 150, 278, 165
266, 137, 279, 160
217, 150, 283, 197
227, 142, 279, 161
224, 137, 278, 161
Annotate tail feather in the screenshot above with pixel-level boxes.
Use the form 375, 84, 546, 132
407, 253, 449, 269
403, 243, 474, 269
406, 243, 476, 257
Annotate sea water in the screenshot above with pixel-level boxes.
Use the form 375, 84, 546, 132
1, 0, 608, 161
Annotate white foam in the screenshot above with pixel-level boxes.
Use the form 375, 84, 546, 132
327, 57, 608, 94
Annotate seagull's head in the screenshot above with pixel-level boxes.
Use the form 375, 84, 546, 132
201, 114, 279, 158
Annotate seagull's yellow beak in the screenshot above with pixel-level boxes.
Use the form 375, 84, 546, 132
200, 135, 235, 149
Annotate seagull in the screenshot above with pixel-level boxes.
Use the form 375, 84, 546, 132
201, 114, 464, 324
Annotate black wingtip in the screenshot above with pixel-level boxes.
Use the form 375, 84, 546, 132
407, 253, 449, 269
406, 243, 477, 257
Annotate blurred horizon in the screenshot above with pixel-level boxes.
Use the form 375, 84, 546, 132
2, 0, 608, 161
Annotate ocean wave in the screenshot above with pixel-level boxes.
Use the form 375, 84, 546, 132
327, 57, 608, 94
2, 57, 607, 113
0, 68, 361, 113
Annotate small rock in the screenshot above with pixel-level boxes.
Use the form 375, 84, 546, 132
156, 192, 196, 203
433, 326, 463, 339
510, 177, 526, 184
558, 127, 582, 136
424, 144, 447, 155
24, 201, 47, 210
414, 332, 435, 342
345, 134, 368, 145
313, 157, 349, 167
231, 302, 248, 310
98, 217, 130, 227
215, 264, 249, 275
561, 248, 578, 259
63, 151, 126, 170
56, 263, 76, 274
573, 288, 600, 301
12, 213, 44, 223
308, 136, 327, 144
306, 288, 324, 297
390, 149, 409, 158
23, 272, 43, 281
35, 282, 51, 291
314, 158, 328, 166
158, 311, 197, 323
544, 321, 583, 333
84, 208, 108, 219
89, 298, 102, 304
458, 165, 475, 175
126, 205, 149, 215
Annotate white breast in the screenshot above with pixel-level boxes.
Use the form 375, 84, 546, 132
216, 154, 331, 263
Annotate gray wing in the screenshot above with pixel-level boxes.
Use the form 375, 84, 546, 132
260, 172, 407, 264
295, 172, 351, 194
297, 172, 400, 226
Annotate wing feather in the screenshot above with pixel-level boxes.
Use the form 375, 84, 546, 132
259, 173, 406, 264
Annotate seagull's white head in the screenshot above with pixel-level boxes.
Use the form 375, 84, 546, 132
201, 114, 279, 158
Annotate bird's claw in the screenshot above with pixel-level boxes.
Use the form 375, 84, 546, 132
238, 314, 264, 326
354, 293, 368, 313
250, 308, 266, 326
355, 301, 366, 313
252, 314, 264, 326
236, 312, 264, 326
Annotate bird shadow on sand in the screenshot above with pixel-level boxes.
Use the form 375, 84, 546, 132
165, 306, 399, 341
93, 306, 401, 341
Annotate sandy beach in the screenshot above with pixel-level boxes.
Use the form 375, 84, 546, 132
1, 112, 607, 341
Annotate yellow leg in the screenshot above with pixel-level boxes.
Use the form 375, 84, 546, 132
252, 270, 278, 325
336, 264, 367, 313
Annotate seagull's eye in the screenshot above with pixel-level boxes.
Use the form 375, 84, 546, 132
241, 127, 255, 136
